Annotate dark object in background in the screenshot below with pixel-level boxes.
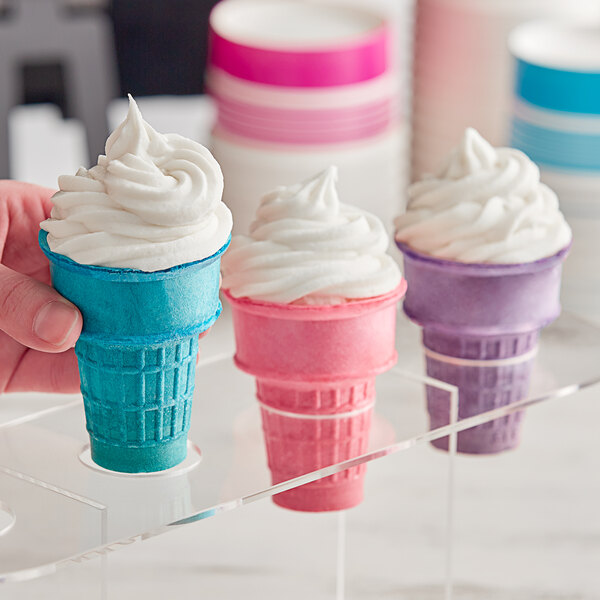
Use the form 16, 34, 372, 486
0, 0, 118, 176
22, 62, 69, 117
110, 0, 219, 97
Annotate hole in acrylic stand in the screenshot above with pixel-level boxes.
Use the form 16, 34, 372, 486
0, 502, 16, 536
78, 440, 203, 478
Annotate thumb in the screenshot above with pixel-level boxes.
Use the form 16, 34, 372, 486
0, 264, 82, 353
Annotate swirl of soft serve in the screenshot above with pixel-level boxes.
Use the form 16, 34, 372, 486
221, 166, 402, 304
41, 96, 232, 271
395, 128, 572, 263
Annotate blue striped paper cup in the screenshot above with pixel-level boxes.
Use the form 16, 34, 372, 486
510, 21, 600, 115
509, 21, 600, 173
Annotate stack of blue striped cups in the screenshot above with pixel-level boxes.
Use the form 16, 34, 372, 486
509, 21, 600, 320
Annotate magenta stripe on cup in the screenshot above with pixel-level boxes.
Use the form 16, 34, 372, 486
217, 110, 395, 145
214, 94, 396, 143
214, 94, 396, 124
217, 110, 394, 133
208, 25, 390, 88
216, 119, 394, 144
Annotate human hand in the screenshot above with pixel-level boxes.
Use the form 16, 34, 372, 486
0, 181, 82, 393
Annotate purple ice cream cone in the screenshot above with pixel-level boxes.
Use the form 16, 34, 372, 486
397, 242, 570, 454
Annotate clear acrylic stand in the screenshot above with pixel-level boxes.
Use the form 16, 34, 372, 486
1, 310, 600, 597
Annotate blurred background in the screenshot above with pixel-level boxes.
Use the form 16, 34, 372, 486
3, 0, 599, 318
2, 1, 600, 599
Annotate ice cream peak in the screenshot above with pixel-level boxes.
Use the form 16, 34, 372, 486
395, 128, 572, 263
41, 95, 232, 271
221, 166, 402, 304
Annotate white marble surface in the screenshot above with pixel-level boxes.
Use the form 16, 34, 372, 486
2, 97, 599, 599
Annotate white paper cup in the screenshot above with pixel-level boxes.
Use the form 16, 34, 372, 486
211, 125, 405, 234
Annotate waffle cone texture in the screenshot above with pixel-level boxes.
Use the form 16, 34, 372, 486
398, 242, 569, 455
40, 230, 230, 473
225, 283, 405, 511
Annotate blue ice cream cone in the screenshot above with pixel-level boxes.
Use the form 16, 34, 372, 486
39, 230, 230, 473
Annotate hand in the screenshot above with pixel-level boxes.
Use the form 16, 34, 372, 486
0, 181, 82, 393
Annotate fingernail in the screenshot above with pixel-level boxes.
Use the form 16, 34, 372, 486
34, 301, 79, 346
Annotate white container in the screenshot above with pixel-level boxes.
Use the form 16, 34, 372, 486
210, 125, 405, 234
207, 0, 403, 232
537, 168, 600, 322
558, 215, 600, 324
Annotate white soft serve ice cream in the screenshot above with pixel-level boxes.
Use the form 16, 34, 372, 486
395, 128, 572, 263
221, 166, 401, 304
41, 96, 232, 272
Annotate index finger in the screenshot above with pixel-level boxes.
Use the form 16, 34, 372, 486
0, 180, 56, 282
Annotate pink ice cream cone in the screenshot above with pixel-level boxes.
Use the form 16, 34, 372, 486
398, 242, 570, 454
224, 283, 405, 511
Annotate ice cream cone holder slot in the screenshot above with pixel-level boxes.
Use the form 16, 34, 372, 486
1, 308, 600, 586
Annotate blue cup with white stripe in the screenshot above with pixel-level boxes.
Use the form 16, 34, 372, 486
509, 21, 600, 174
509, 21, 600, 319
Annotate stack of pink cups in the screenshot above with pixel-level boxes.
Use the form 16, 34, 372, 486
207, 0, 401, 233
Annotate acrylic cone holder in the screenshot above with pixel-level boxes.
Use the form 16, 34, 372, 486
422, 329, 538, 453
398, 242, 569, 454
39, 231, 230, 473
224, 283, 406, 511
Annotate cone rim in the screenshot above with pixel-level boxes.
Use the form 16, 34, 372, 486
39, 230, 231, 281
396, 241, 571, 276
222, 281, 406, 320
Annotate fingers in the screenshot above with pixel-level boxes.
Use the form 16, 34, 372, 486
0, 264, 82, 352
0, 180, 56, 277
196, 330, 208, 364
5, 348, 80, 393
